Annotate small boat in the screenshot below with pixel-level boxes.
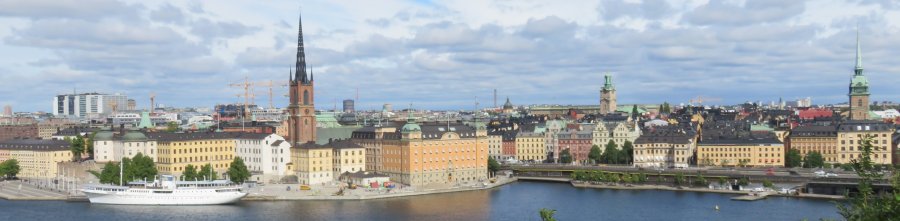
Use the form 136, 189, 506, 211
714, 205, 719, 210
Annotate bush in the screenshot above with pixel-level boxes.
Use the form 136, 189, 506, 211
693, 174, 708, 187
738, 177, 749, 186
762, 180, 774, 189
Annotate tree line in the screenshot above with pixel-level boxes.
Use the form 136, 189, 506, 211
94, 154, 252, 185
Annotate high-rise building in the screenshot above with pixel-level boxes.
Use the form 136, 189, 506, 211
848, 30, 870, 121
343, 99, 355, 113
127, 99, 136, 111
599, 74, 616, 115
52, 93, 127, 118
287, 11, 317, 146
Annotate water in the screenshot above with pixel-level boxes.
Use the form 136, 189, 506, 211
0, 181, 840, 221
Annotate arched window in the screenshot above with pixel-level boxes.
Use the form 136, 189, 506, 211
303, 90, 309, 105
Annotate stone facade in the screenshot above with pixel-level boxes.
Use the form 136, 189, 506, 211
697, 138, 784, 167
599, 74, 617, 115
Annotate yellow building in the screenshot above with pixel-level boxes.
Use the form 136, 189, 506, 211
788, 125, 838, 163
0, 140, 72, 179
516, 132, 545, 162
147, 132, 236, 178
836, 121, 894, 165
292, 142, 333, 185
352, 116, 488, 187
697, 138, 784, 167
332, 140, 365, 179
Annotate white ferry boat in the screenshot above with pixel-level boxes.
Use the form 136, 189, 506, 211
81, 175, 247, 205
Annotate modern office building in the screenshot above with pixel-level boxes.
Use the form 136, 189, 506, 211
52, 93, 128, 118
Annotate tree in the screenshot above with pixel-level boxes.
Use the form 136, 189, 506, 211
227, 157, 251, 183
127, 153, 157, 181
601, 140, 619, 164
69, 134, 85, 161
199, 163, 219, 180
786, 149, 802, 168
0, 159, 20, 178
694, 174, 708, 187
165, 122, 180, 133
539, 208, 557, 221
183, 164, 198, 181
738, 177, 749, 186
737, 159, 749, 168
86, 131, 96, 159
762, 180, 774, 189
837, 135, 900, 220
588, 145, 602, 164
559, 149, 573, 164
803, 151, 825, 168
631, 105, 639, 120
673, 173, 685, 186
99, 162, 121, 185
718, 177, 727, 186
621, 141, 634, 165
488, 158, 500, 177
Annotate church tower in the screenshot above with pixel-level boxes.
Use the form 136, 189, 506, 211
599, 74, 617, 115
288, 11, 317, 145
848, 29, 870, 121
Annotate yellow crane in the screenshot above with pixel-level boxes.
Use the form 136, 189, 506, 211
229, 77, 289, 118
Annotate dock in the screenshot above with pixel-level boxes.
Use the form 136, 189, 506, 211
731, 191, 776, 201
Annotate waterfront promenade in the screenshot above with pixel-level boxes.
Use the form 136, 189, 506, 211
243, 176, 518, 200
0, 181, 68, 200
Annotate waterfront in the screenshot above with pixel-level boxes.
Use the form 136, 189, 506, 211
1, 181, 839, 221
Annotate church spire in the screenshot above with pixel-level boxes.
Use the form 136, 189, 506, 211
295, 8, 309, 84
854, 27, 863, 76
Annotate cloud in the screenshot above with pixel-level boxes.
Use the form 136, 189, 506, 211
0, 0, 140, 21
598, 0, 673, 20
684, 0, 806, 26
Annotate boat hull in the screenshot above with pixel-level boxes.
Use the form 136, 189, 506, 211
82, 190, 248, 205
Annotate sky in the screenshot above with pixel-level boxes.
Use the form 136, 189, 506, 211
1, 0, 899, 112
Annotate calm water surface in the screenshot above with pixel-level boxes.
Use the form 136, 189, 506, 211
0, 181, 840, 221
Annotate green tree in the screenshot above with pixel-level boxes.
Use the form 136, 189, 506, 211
631, 105, 639, 119
69, 134, 85, 161
837, 135, 900, 220
488, 158, 500, 177
601, 140, 619, 164
183, 164, 198, 181
718, 177, 727, 186
803, 151, 825, 168
165, 122, 180, 132
539, 208, 557, 221
737, 159, 749, 168
227, 157, 251, 183
738, 177, 749, 186
559, 149, 573, 164
588, 145, 602, 164
0, 159, 21, 178
621, 141, 634, 164
762, 180, 774, 189
674, 172, 685, 186
86, 131, 96, 159
126, 153, 157, 181
786, 149, 802, 168
199, 163, 219, 180
99, 162, 121, 185
694, 174, 708, 187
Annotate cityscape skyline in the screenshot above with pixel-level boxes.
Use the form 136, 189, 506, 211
2, 0, 900, 112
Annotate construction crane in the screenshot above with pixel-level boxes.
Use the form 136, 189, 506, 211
230, 77, 291, 118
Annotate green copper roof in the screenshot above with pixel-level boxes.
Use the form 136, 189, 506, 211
602, 74, 615, 91
137, 112, 152, 129
316, 113, 342, 128
850, 75, 869, 95
123, 131, 148, 141
94, 131, 115, 141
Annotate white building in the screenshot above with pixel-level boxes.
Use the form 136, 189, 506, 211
873, 109, 899, 119
234, 133, 291, 183
92, 130, 158, 163
53, 93, 128, 118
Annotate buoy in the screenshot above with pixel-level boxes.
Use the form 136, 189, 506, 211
714, 205, 719, 210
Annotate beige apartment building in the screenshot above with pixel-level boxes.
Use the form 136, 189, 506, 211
0, 140, 73, 179
697, 138, 784, 167
516, 132, 545, 162
836, 121, 894, 165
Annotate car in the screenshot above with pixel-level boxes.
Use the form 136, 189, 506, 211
825, 173, 838, 177
814, 170, 826, 177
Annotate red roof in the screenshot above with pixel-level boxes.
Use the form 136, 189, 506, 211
798, 109, 832, 120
